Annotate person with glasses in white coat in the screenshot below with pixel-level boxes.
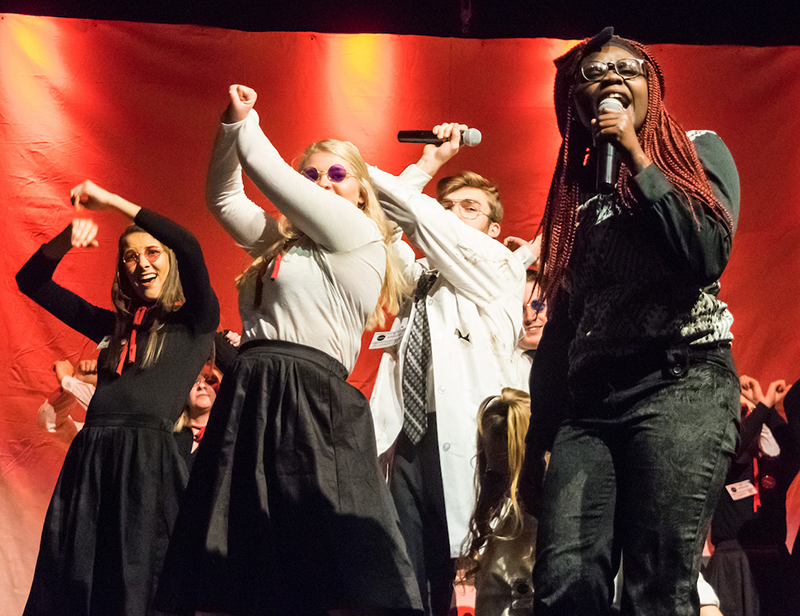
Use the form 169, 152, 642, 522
369, 124, 529, 616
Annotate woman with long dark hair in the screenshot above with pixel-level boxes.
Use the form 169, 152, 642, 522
16, 181, 219, 616
156, 85, 420, 616
525, 28, 741, 615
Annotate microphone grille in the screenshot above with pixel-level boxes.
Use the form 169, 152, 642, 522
598, 97, 624, 112
462, 128, 482, 147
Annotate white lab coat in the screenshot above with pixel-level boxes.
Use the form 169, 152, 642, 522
369, 164, 526, 556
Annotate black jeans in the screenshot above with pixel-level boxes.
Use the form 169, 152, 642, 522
533, 346, 740, 616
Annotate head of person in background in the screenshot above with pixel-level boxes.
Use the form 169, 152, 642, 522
175, 360, 222, 432
519, 269, 547, 351
174, 360, 222, 451
437, 171, 503, 238
461, 388, 532, 578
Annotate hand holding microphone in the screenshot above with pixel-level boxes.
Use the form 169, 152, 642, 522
594, 96, 650, 191
596, 97, 624, 194
404, 122, 479, 177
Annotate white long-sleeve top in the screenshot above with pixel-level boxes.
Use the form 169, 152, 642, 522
369, 164, 526, 556
206, 110, 386, 372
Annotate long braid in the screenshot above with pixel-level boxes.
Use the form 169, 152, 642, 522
539, 95, 585, 300
540, 30, 733, 303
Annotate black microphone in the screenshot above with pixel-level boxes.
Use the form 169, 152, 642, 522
397, 129, 482, 147
596, 97, 623, 194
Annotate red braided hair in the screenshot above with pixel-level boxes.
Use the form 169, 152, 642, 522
538, 29, 733, 302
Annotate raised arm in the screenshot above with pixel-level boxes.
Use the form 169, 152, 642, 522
369, 165, 523, 308
133, 208, 219, 331
17, 218, 116, 343
411, 122, 468, 178
206, 118, 283, 257
220, 85, 381, 253
72, 180, 218, 330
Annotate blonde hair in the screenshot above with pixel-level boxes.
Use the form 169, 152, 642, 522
437, 170, 504, 224
460, 388, 531, 580
106, 226, 185, 371
237, 139, 410, 328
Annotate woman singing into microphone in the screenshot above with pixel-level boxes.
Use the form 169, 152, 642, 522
524, 28, 741, 615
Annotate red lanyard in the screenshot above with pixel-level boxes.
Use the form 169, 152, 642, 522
116, 306, 148, 375
752, 457, 761, 512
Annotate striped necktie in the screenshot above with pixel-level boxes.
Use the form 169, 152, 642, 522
401, 270, 438, 444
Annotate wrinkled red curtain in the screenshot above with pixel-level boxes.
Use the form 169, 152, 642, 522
1, 13, 799, 613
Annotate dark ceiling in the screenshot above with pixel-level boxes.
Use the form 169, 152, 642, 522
1, 0, 798, 46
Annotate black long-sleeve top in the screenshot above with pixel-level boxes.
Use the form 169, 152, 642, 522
566, 130, 740, 379
710, 380, 800, 548
17, 209, 220, 425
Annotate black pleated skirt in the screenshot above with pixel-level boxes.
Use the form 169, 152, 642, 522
156, 339, 422, 616
24, 414, 187, 616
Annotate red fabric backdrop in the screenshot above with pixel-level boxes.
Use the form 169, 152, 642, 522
1, 13, 799, 613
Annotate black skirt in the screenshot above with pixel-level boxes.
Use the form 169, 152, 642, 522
156, 339, 422, 616
704, 540, 799, 616
24, 414, 188, 616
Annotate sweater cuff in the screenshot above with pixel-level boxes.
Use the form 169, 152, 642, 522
632, 163, 673, 203
221, 109, 254, 130
399, 164, 433, 193
515, 243, 537, 269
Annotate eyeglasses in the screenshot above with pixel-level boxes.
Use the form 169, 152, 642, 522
439, 198, 492, 221
526, 298, 546, 316
580, 58, 646, 83
301, 164, 353, 184
122, 247, 163, 266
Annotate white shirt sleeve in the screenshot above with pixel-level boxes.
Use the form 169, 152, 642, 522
36, 389, 81, 442
697, 571, 720, 607
232, 110, 382, 252
514, 243, 537, 269
397, 164, 433, 194
206, 120, 283, 257
389, 234, 423, 285
36, 399, 57, 432
369, 165, 523, 307
60, 375, 95, 410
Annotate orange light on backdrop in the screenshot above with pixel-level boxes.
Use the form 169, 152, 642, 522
322, 33, 400, 147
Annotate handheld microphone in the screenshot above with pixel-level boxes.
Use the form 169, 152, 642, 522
596, 98, 623, 194
397, 128, 482, 147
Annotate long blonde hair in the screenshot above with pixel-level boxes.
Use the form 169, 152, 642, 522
237, 139, 410, 328
105, 225, 185, 371
460, 388, 532, 580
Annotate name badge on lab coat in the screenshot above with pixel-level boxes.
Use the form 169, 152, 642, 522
369, 327, 406, 350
